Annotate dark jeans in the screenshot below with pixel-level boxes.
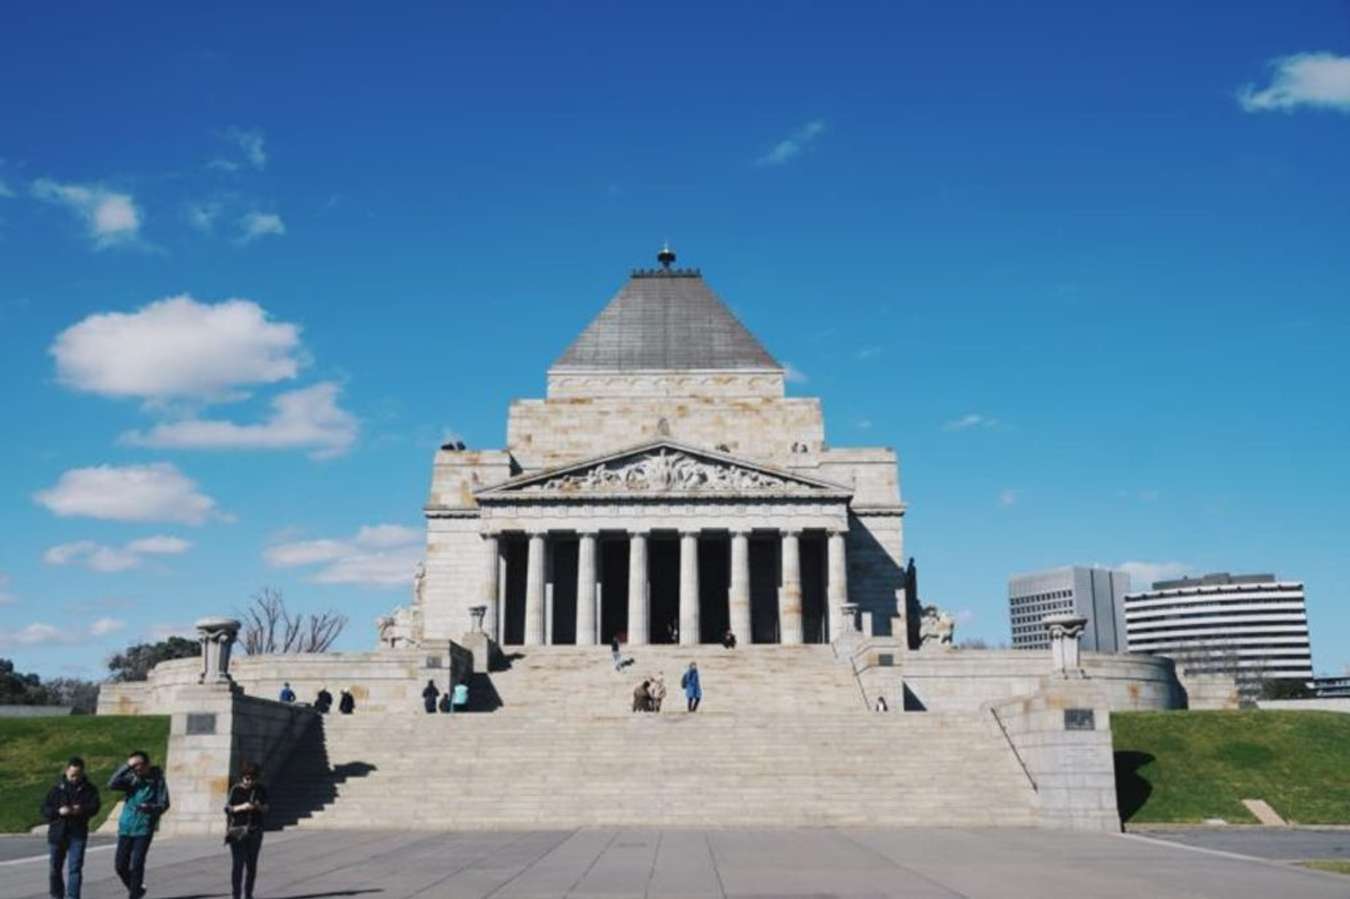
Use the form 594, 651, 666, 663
114, 834, 153, 897
687, 695, 701, 712
229, 829, 264, 899
48, 836, 87, 899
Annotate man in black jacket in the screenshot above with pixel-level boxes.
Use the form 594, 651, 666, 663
41, 756, 101, 899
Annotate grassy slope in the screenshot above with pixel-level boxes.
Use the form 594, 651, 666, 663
1113, 710, 1350, 825
0, 716, 170, 834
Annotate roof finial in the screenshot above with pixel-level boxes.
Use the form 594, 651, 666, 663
657, 242, 676, 270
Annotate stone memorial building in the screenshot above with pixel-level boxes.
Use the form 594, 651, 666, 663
419, 247, 914, 649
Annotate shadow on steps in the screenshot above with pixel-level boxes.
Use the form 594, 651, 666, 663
266, 715, 379, 830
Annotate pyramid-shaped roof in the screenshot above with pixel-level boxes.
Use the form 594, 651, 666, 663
552, 268, 781, 371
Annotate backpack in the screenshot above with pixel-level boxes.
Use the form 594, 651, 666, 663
680, 672, 689, 689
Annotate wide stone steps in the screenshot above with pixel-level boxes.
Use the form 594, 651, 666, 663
267, 707, 1038, 829
474, 644, 867, 714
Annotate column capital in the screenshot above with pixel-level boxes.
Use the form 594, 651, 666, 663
728, 527, 752, 537
780, 527, 804, 538
678, 528, 701, 538
576, 529, 599, 538
481, 530, 501, 540
526, 528, 549, 538
627, 528, 650, 538
827, 527, 849, 538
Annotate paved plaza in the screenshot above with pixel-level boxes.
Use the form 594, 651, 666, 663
3, 828, 1347, 899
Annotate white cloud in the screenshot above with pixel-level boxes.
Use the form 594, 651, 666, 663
1238, 52, 1350, 113
51, 295, 303, 401
44, 535, 192, 572
856, 418, 873, 430
856, 346, 882, 360
1117, 561, 1191, 591
31, 178, 142, 248
0, 573, 14, 606
756, 119, 827, 166
998, 488, 1019, 507
782, 362, 809, 384
354, 524, 421, 548
186, 201, 223, 232
943, 413, 1000, 432
0, 179, 14, 198
221, 127, 267, 170
147, 622, 196, 641
34, 463, 220, 525
238, 211, 285, 244
90, 617, 126, 636
0, 617, 125, 648
121, 382, 358, 459
263, 539, 349, 567
266, 523, 423, 587
126, 535, 192, 555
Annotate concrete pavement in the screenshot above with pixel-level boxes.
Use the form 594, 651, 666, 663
0, 827, 1345, 898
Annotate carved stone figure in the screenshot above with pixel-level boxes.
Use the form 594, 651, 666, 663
918, 604, 955, 649
534, 448, 788, 494
376, 562, 426, 649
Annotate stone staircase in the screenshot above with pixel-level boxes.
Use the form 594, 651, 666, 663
266, 646, 1040, 829
473, 644, 868, 714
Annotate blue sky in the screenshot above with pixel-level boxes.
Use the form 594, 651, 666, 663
2, 2, 1347, 679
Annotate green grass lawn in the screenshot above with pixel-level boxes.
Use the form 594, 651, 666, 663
0, 716, 169, 834
1113, 710, 1350, 825
1302, 861, 1350, 876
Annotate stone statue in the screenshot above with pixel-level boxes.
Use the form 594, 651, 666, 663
375, 562, 426, 649
412, 561, 426, 607
918, 604, 955, 650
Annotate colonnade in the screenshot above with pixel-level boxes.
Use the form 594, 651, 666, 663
479, 527, 848, 646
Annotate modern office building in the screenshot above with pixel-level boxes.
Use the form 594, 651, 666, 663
1123, 573, 1313, 687
1008, 566, 1130, 652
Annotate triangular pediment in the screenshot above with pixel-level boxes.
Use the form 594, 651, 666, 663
476, 441, 851, 500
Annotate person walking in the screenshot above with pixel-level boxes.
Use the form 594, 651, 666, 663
632, 679, 651, 712
338, 688, 355, 714
649, 673, 667, 712
452, 680, 468, 712
278, 682, 296, 703
421, 679, 440, 714
721, 628, 737, 649
314, 686, 333, 714
610, 636, 622, 671
223, 762, 269, 899
681, 662, 702, 712
108, 750, 170, 899
41, 756, 100, 899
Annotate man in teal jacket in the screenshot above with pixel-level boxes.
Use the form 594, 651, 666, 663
107, 750, 170, 899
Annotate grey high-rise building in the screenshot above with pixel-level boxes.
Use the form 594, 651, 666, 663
1008, 566, 1130, 652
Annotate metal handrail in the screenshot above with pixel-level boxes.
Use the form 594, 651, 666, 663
989, 706, 1038, 792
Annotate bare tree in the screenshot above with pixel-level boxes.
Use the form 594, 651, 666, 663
241, 588, 348, 655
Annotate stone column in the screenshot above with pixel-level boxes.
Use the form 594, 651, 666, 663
195, 617, 241, 685
826, 529, 848, 642
729, 530, 752, 643
1044, 613, 1089, 678
576, 531, 598, 645
679, 530, 700, 645
779, 529, 804, 645
524, 531, 547, 646
626, 530, 649, 645
481, 533, 500, 643
496, 551, 508, 644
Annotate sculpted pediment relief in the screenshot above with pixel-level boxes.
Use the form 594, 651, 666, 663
477, 441, 850, 500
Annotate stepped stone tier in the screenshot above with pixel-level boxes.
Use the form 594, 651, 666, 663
420, 253, 912, 650
101, 250, 1189, 835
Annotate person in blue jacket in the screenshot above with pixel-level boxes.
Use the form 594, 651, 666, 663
108, 750, 170, 899
681, 661, 702, 712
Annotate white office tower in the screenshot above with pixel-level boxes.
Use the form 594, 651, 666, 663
1124, 573, 1313, 691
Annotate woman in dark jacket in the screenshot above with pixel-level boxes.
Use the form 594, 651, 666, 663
224, 761, 269, 899
421, 679, 440, 714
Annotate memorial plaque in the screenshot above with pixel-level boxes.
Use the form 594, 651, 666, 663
877, 653, 895, 667
186, 712, 216, 735
1064, 708, 1095, 731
